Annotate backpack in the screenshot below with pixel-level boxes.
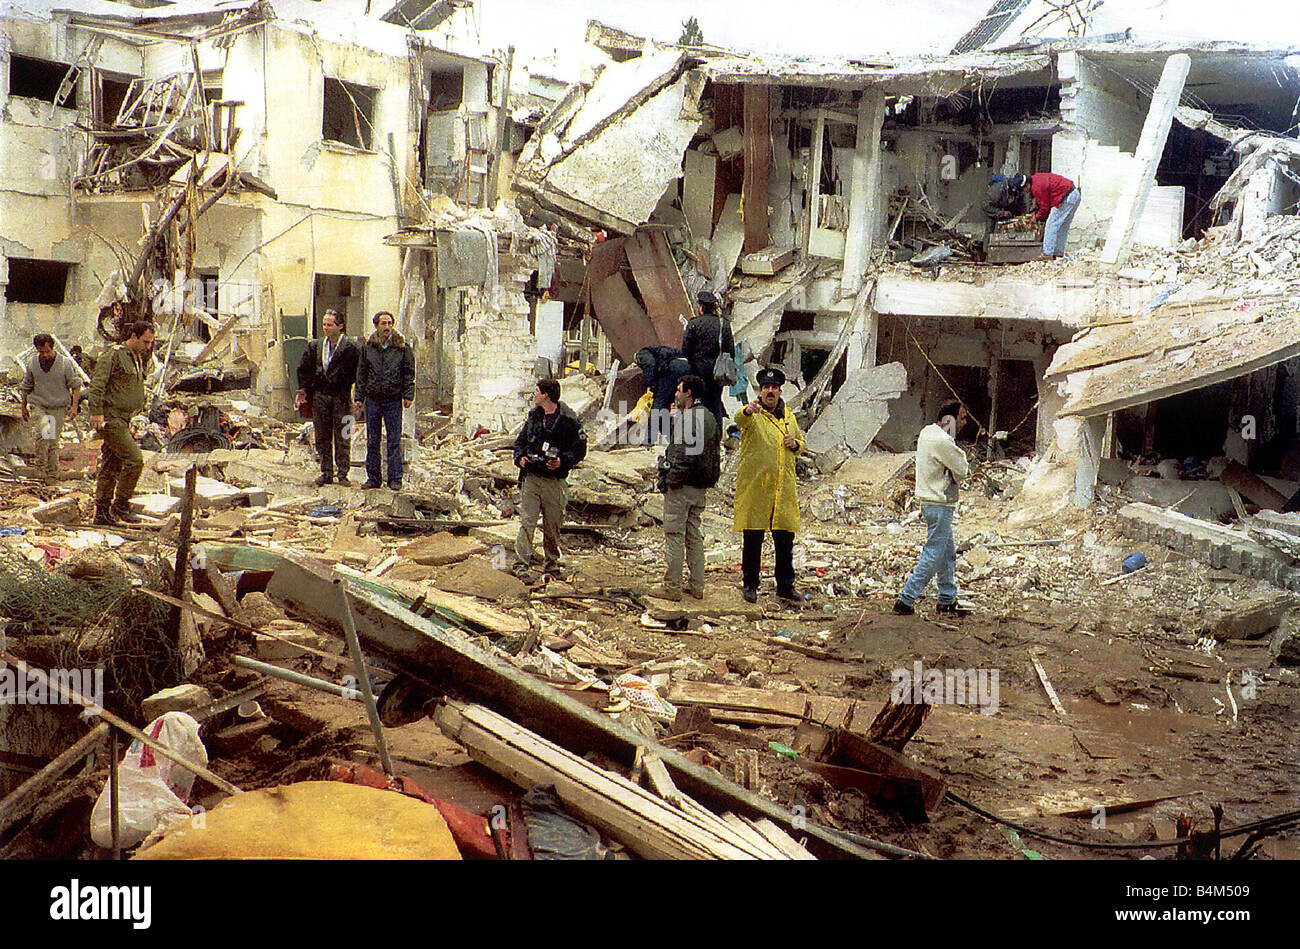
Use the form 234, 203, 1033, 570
712, 317, 738, 388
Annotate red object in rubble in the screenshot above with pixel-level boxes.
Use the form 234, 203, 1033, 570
327, 761, 499, 860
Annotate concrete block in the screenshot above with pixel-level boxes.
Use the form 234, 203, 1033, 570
31, 495, 82, 525
169, 474, 245, 510
1210, 593, 1295, 640
141, 683, 213, 721
255, 627, 337, 661
130, 494, 183, 518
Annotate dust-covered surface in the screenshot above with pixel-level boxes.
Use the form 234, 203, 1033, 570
3, 411, 1297, 861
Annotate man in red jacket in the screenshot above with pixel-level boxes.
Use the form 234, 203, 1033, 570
1009, 171, 1081, 260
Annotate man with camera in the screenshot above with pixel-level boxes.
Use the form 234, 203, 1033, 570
512, 379, 587, 578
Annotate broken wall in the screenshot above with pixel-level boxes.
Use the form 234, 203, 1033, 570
0, 19, 140, 358
453, 253, 538, 432
217, 23, 423, 409
872, 315, 1066, 453
1052, 52, 1183, 251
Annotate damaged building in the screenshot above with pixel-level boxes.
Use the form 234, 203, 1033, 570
6, 0, 1300, 871
1, 0, 503, 426
503, 12, 1300, 520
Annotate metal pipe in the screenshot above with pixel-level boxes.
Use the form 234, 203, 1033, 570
334, 577, 394, 775
109, 728, 121, 859
232, 655, 361, 700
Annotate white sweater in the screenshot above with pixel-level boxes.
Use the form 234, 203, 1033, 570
914, 423, 969, 506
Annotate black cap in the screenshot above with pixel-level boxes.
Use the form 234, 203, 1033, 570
697, 290, 718, 308
756, 367, 785, 387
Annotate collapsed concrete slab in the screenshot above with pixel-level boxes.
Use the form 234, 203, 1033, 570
804, 362, 906, 455
1117, 502, 1300, 591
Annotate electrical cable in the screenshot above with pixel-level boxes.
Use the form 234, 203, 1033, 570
946, 788, 1300, 852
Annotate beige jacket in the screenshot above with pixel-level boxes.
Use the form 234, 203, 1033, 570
914, 422, 969, 506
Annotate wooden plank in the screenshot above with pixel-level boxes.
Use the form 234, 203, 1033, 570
821, 727, 946, 815
1030, 655, 1068, 719
591, 272, 657, 365
437, 702, 763, 860
747, 816, 817, 860
722, 812, 787, 858
642, 751, 683, 809
625, 229, 692, 349
667, 680, 871, 731
335, 568, 530, 635
741, 84, 771, 255
0, 723, 109, 834
259, 551, 877, 859
1221, 460, 1289, 512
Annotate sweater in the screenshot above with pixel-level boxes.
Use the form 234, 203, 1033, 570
1031, 172, 1075, 221
914, 423, 969, 506
21, 352, 80, 409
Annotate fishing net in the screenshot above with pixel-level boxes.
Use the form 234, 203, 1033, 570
0, 550, 132, 631
0, 551, 188, 716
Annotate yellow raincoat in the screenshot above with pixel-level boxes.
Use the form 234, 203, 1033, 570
732, 401, 805, 533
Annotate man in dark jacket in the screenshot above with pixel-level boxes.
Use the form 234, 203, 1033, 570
653, 374, 720, 601
512, 378, 587, 576
354, 311, 415, 490
982, 173, 1031, 224
296, 309, 360, 485
679, 290, 734, 423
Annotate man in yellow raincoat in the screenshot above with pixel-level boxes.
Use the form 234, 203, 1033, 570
733, 367, 805, 605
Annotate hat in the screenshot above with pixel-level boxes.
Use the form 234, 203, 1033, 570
756, 367, 785, 387
1008, 172, 1028, 192
697, 290, 718, 309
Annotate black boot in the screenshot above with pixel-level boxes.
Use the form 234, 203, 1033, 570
111, 504, 142, 524
92, 506, 118, 527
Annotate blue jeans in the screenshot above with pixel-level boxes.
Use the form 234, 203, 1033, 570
365, 399, 403, 486
899, 504, 958, 606
1043, 187, 1080, 257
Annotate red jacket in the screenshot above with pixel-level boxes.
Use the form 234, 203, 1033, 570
1031, 172, 1075, 220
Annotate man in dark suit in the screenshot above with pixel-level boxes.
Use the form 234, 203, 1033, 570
680, 290, 734, 423
296, 308, 360, 486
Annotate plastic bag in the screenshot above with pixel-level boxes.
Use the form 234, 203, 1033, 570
90, 711, 208, 849
609, 673, 676, 722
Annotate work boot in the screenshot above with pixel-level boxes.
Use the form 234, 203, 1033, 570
742, 587, 757, 604
361, 481, 382, 490
687, 588, 705, 600
893, 599, 915, 616
936, 601, 973, 617
650, 586, 682, 602
313, 474, 334, 487
111, 504, 142, 524
92, 507, 118, 527
336, 474, 350, 486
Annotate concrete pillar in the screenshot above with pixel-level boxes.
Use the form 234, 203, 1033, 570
1100, 54, 1191, 267
844, 305, 878, 373
841, 91, 886, 296
1002, 133, 1021, 176
1035, 364, 1064, 455
1073, 414, 1106, 507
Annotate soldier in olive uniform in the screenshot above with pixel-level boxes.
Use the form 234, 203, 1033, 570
86, 321, 155, 526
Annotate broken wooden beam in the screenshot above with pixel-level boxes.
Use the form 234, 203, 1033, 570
0, 723, 109, 835
434, 700, 779, 860
1220, 460, 1289, 512
258, 550, 875, 859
